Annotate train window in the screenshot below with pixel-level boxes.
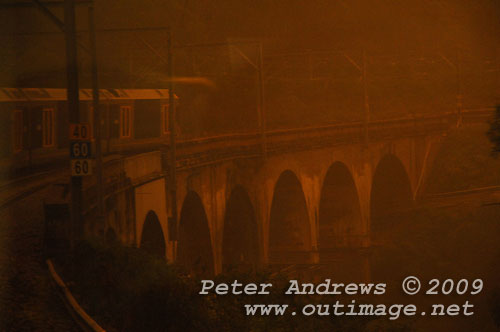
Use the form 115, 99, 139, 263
42, 108, 55, 147
120, 105, 132, 138
13, 110, 23, 152
161, 104, 169, 134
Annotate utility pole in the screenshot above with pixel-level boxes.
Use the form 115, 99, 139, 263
362, 50, 370, 144
65, 0, 82, 250
341, 50, 369, 143
438, 51, 463, 125
167, 29, 178, 248
257, 42, 267, 157
496, 47, 499, 100
456, 49, 463, 126
497, 46, 500, 99
88, 4, 104, 217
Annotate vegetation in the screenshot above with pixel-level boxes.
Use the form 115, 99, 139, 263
426, 123, 500, 193
487, 105, 500, 155
371, 204, 500, 331
66, 240, 212, 332
60, 239, 409, 332
61, 200, 500, 332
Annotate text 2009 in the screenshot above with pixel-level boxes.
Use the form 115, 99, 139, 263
425, 278, 483, 295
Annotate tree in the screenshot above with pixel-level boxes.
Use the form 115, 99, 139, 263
487, 105, 500, 155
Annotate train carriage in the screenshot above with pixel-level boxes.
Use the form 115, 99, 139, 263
0, 87, 176, 175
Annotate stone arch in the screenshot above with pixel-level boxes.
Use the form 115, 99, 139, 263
140, 210, 166, 258
222, 185, 259, 272
177, 191, 214, 276
269, 170, 311, 264
318, 162, 362, 254
370, 154, 413, 233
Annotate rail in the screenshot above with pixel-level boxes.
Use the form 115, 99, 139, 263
47, 259, 106, 332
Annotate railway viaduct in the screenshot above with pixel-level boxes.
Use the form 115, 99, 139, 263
81, 112, 481, 276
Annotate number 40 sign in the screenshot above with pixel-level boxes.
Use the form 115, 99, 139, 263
69, 123, 92, 140
69, 123, 93, 176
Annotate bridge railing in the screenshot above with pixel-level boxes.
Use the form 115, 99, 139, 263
176, 132, 262, 169
170, 109, 493, 166
77, 108, 495, 215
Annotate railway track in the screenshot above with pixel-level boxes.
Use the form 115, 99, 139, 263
0, 169, 79, 331
0, 168, 67, 209
419, 186, 500, 208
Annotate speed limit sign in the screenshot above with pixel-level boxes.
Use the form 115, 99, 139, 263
70, 141, 91, 158
71, 159, 92, 176
69, 123, 91, 140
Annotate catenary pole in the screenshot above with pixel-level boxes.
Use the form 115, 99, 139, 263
168, 29, 178, 249
65, 0, 82, 250
88, 5, 104, 217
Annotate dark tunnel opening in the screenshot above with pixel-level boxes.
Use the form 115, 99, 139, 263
269, 170, 311, 264
140, 210, 166, 258
369, 155, 416, 284
222, 186, 259, 272
177, 191, 214, 276
319, 162, 362, 256
370, 154, 413, 234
